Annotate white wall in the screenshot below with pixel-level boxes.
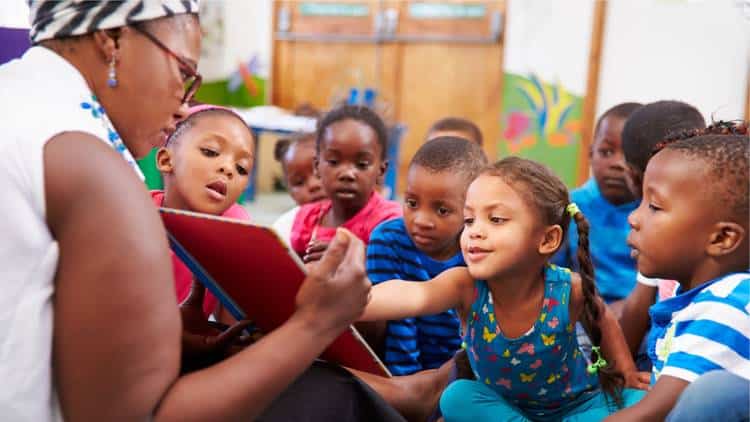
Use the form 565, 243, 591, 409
504, 0, 594, 95
200, 0, 272, 81
0, 0, 29, 28
597, 0, 750, 120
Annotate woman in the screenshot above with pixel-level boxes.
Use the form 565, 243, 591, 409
0, 1, 382, 421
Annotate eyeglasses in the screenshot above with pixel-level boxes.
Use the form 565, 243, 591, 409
131, 25, 202, 104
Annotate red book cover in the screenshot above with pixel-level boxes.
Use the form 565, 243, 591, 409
160, 207, 390, 377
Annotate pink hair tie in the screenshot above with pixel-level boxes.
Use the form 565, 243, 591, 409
187, 104, 233, 116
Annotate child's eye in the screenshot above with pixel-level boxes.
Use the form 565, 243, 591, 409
598, 148, 614, 157
648, 203, 662, 212
464, 217, 475, 226
356, 161, 371, 169
489, 216, 506, 224
290, 178, 305, 187
405, 198, 417, 209
326, 159, 338, 166
236, 164, 248, 176
437, 206, 451, 216
201, 148, 218, 157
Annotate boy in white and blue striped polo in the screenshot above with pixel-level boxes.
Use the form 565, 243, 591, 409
609, 125, 749, 421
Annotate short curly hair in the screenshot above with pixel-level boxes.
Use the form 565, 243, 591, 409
621, 100, 705, 173
315, 105, 388, 160
427, 117, 484, 146
274, 132, 315, 163
410, 136, 488, 183
654, 121, 749, 220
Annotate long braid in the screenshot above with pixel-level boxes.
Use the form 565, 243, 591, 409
574, 212, 624, 406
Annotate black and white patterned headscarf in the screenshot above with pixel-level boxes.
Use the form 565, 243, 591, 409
28, 0, 199, 44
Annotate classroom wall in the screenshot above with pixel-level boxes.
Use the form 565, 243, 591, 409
596, 0, 750, 121
201, 0, 273, 84
500, 0, 595, 187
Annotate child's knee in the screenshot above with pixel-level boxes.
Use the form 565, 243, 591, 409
440, 379, 477, 420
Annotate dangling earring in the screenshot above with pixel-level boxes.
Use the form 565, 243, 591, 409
107, 54, 118, 88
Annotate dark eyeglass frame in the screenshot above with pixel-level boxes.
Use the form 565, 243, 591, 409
131, 24, 202, 104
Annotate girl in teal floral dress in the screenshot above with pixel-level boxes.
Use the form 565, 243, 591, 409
361, 157, 648, 421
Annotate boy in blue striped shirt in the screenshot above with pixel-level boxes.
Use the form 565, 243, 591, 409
609, 125, 749, 421
366, 136, 487, 375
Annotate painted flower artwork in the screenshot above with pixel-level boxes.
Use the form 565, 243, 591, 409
499, 73, 583, 187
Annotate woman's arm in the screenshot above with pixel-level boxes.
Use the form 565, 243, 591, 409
360, 267, 474, 322
47, 133, 181, 421
155, 228, 372, 422
47, 134, 372, 421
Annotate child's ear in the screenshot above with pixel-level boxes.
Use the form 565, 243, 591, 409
706, 222, 746, 257
156, 147, 174, 173
539, 224, 563, 255
379, 159, 389, 178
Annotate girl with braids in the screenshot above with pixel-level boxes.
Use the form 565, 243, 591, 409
361, 157, 648, 421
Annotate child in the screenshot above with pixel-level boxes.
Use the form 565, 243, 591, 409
154, 105, 254, 318
362, 157, 647, 421
426, 117, 484, 146
290, 105, 402, 263
367, 136, 488, 375
607, 124, 749, 421
553, 103, 642, 309
272, 132, 325, 245
617, 101, 706, 359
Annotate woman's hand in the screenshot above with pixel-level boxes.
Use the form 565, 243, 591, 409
295, 229, 371, 335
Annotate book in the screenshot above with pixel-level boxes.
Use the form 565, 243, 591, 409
159, 207, 391, 377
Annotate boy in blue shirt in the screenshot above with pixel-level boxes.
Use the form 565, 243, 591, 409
553, 102, 642, 309
367, 136, 487, 375
608, 125, 749, 421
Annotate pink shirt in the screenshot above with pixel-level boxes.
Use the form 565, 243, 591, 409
151, 190, 250, 317
290, 191, 402, 257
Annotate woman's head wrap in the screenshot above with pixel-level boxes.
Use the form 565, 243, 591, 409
28, 0, 199, 44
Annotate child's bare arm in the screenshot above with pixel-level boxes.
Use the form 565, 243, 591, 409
570, 274, 649, 390
605, 375, 689, 421
360, 267, 474, 322
618, 283, 657, 357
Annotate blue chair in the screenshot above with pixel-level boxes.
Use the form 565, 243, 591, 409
383, 124, 406, 200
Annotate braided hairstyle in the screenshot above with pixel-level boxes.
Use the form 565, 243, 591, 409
481, 157, 624, 405
165, 107, 254, 148
653, 120, 749, 221
653, 120, 748, 153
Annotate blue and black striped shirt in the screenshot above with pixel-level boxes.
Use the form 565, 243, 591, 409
366, 218, 463, 375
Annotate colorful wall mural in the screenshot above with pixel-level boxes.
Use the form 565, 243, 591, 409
498, 0, 595, 188
499, 72, 583, 187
